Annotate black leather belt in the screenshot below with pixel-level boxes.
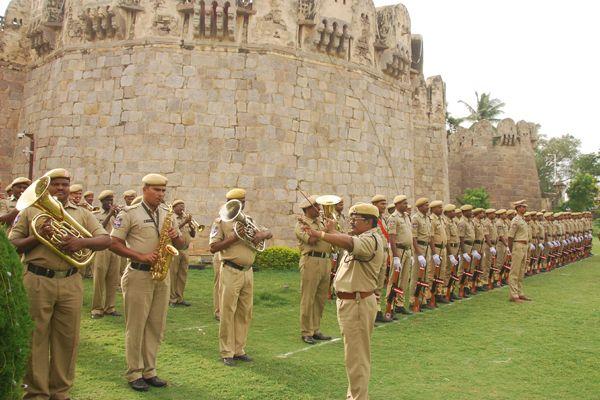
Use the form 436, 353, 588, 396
307, 251, 329, 258
28, 264, 77, 279
474, 240, 483, 244
449, 243, 459, 248
130, 262, 151, 272
417, 240, 429, 247
435, 243, 445, 249
224, 259, 251, 271
464, 240, 474, 245
396, 243, 410, 250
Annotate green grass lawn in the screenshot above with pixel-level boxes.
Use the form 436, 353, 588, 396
72, 242, 600, 400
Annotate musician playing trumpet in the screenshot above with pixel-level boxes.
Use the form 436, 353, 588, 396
209, 188, 272, 367
9, 168, 111, 400
170, 199, 197, 307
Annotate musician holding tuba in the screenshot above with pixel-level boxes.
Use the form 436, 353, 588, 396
169, 199, 197, 307
209, 188, 272, 367
109, 173, 185, 392
9, 168, 111, 400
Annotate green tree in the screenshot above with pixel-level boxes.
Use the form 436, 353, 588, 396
0, 228, 33, 400
446, 112, 464, 135
458, 91, 506, 123
563, 173, 598, 211
535, 134, 581, 195
572, 152, 600, 178
457, 187, 491, 209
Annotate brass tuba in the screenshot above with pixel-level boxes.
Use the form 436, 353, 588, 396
16, 176, 95, 269
219, 199, 266, 252
150, 203, 179, 281
316, 195, 342, 221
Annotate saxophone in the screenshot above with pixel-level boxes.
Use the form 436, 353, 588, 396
150, 203, 179, 281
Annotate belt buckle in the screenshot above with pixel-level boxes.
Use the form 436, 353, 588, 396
354, 292, 361, 303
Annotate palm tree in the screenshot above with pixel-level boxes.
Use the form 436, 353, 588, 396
458, 91, 505, 123
446, 112, 464, 135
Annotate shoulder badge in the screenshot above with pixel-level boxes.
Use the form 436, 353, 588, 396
209, 223, 219, 239
113, 216, 122, 229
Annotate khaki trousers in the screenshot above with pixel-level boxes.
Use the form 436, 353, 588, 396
430, 247, 447, 296
213, 253, 222, 317
385, 248, 412, 307
409, 244, 429, 304
219, 264, 253, 358
509, 243, 527, 298
337, 294, 377, 400
91, 249, 121, 316
122, 267, 169, 382
299, 255, 330, 336
496, 242, 507, 270
170, 251, 189, 304
480, 244, 491, 286
23, 272, 83, 400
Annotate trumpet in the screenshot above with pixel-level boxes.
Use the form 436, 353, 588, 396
183, 213, 205, 232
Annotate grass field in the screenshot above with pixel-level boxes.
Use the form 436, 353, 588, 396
71, 241, 600, 400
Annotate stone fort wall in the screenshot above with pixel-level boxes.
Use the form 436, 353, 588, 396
448, 118, 544, 210
0, 0, 449, 246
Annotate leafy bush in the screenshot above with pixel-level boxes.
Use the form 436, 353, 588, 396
457, 187, 491, 209
254, 246, 300, 271
0, 227, 33, 399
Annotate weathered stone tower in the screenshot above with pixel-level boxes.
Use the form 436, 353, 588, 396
0, 0, 448, 245
448, 118, 543, 210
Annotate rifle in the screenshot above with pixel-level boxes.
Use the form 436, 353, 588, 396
327, 252, 338, 300
487, 254, 498, 290
384, 249, 405, 319
412, 248, 429, 313
458, 249, 473, 298
428, 258, 444, 308
470, 247, 483, 294
499, 253, 511, 286
445, 251, 460, 301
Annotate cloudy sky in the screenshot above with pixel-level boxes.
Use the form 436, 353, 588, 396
1, 0, 598, 152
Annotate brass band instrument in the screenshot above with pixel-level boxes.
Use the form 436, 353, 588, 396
219, 199, 266, 252
150, 203, 179, 281
16, 176, 95, 269
183, 213, 205, 232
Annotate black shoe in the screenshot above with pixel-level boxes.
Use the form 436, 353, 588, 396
394, 305, 403, 314
233, 354, 253, 362
436, 295, 449, 304
450, 293, 459, 300
397, 306, 412, 315
302, 335, 316, 344
313, 332, 332, 341
105, 311, 122, 317
143, 376, 167, 387
179, 300, 192, 307
222, 357, 236, 366
423, 304, 436, 310
91, 314, 104, 319
375, 311, 393, 322
478, 286, 488, 292
129, 378, 149, 392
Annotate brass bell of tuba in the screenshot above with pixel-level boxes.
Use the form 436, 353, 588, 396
219, 199, 266, 252
316, 195, 342, 221
16, 176, 95, 269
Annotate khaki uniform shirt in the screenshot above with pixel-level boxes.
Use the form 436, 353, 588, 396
9, 201, 107, 271
430, 213, 447, 251
495, 218, 507, 244
209, 215, 257, 267
473, 218, 484, 242
458, 216, 475, 242
111, 202, 181, 255
94, 208, 115, 230
337, 213, 350, 234
387, 210, 412, 247
508, 215, 528, 241
175, 214, 194, 251
412, 212, 432, 244
484, 218, 498, 243
295, 216, 331, 255
443, 215, 459, 244
333, 228, 385, 293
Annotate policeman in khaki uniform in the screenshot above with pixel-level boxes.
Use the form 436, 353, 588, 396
482, 209, 498, 288
429, 200, 448, 304
495, 209, 509, 271
9, 168, 111, 400
457, 204, 475, 297
442, 204, 460, 300
335, 198, 350, 233
123, 189, 137, 206
91, 190, 122, 319
411, 197, 432, 310
69, 184, 83, 207
471, 208, 485, 290
386, 195, 413, 315
507, 200, 532, 303
0, 176, 31, 227
170, 199, 196, 307
209, 188, 272, 367
371, 195, 393, 323
110, 173, 185, 391
301, 203, 384, 400
295, 195, 333, 344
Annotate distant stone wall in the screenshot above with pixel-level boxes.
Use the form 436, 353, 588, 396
448, 119, 543, 210
0, 62, 25, 186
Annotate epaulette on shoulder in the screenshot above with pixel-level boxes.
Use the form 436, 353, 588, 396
123, 203, 141, 212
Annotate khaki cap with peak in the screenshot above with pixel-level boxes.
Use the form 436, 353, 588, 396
544, 212, 553, 217
98, 190, 114, 201
485, 208, 496, 214
123, 189, 136, 197
536, 212, 543, 216
415, 197, 429, 207
495, 208, 507, 215
299, 195, 318, 209
473, 208, 484, 214
443, 204, 456, 212
83, 191, 93, 197
349, 203, 379, 218
513, 199, 528, 208
69, 184, 83, 193
393, 195, 407, 204
460, 204, 473, 211
507, 210, 516, 215
371, 194, 386, 203
142, 173, 168, 186
172, 199, 184, 207
43, 168, 70, 179
11, 176, 31, 186
429, 200, 443, 209
226, 188, 246, 200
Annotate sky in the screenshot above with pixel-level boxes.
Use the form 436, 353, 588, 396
1, 0, 599, 152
